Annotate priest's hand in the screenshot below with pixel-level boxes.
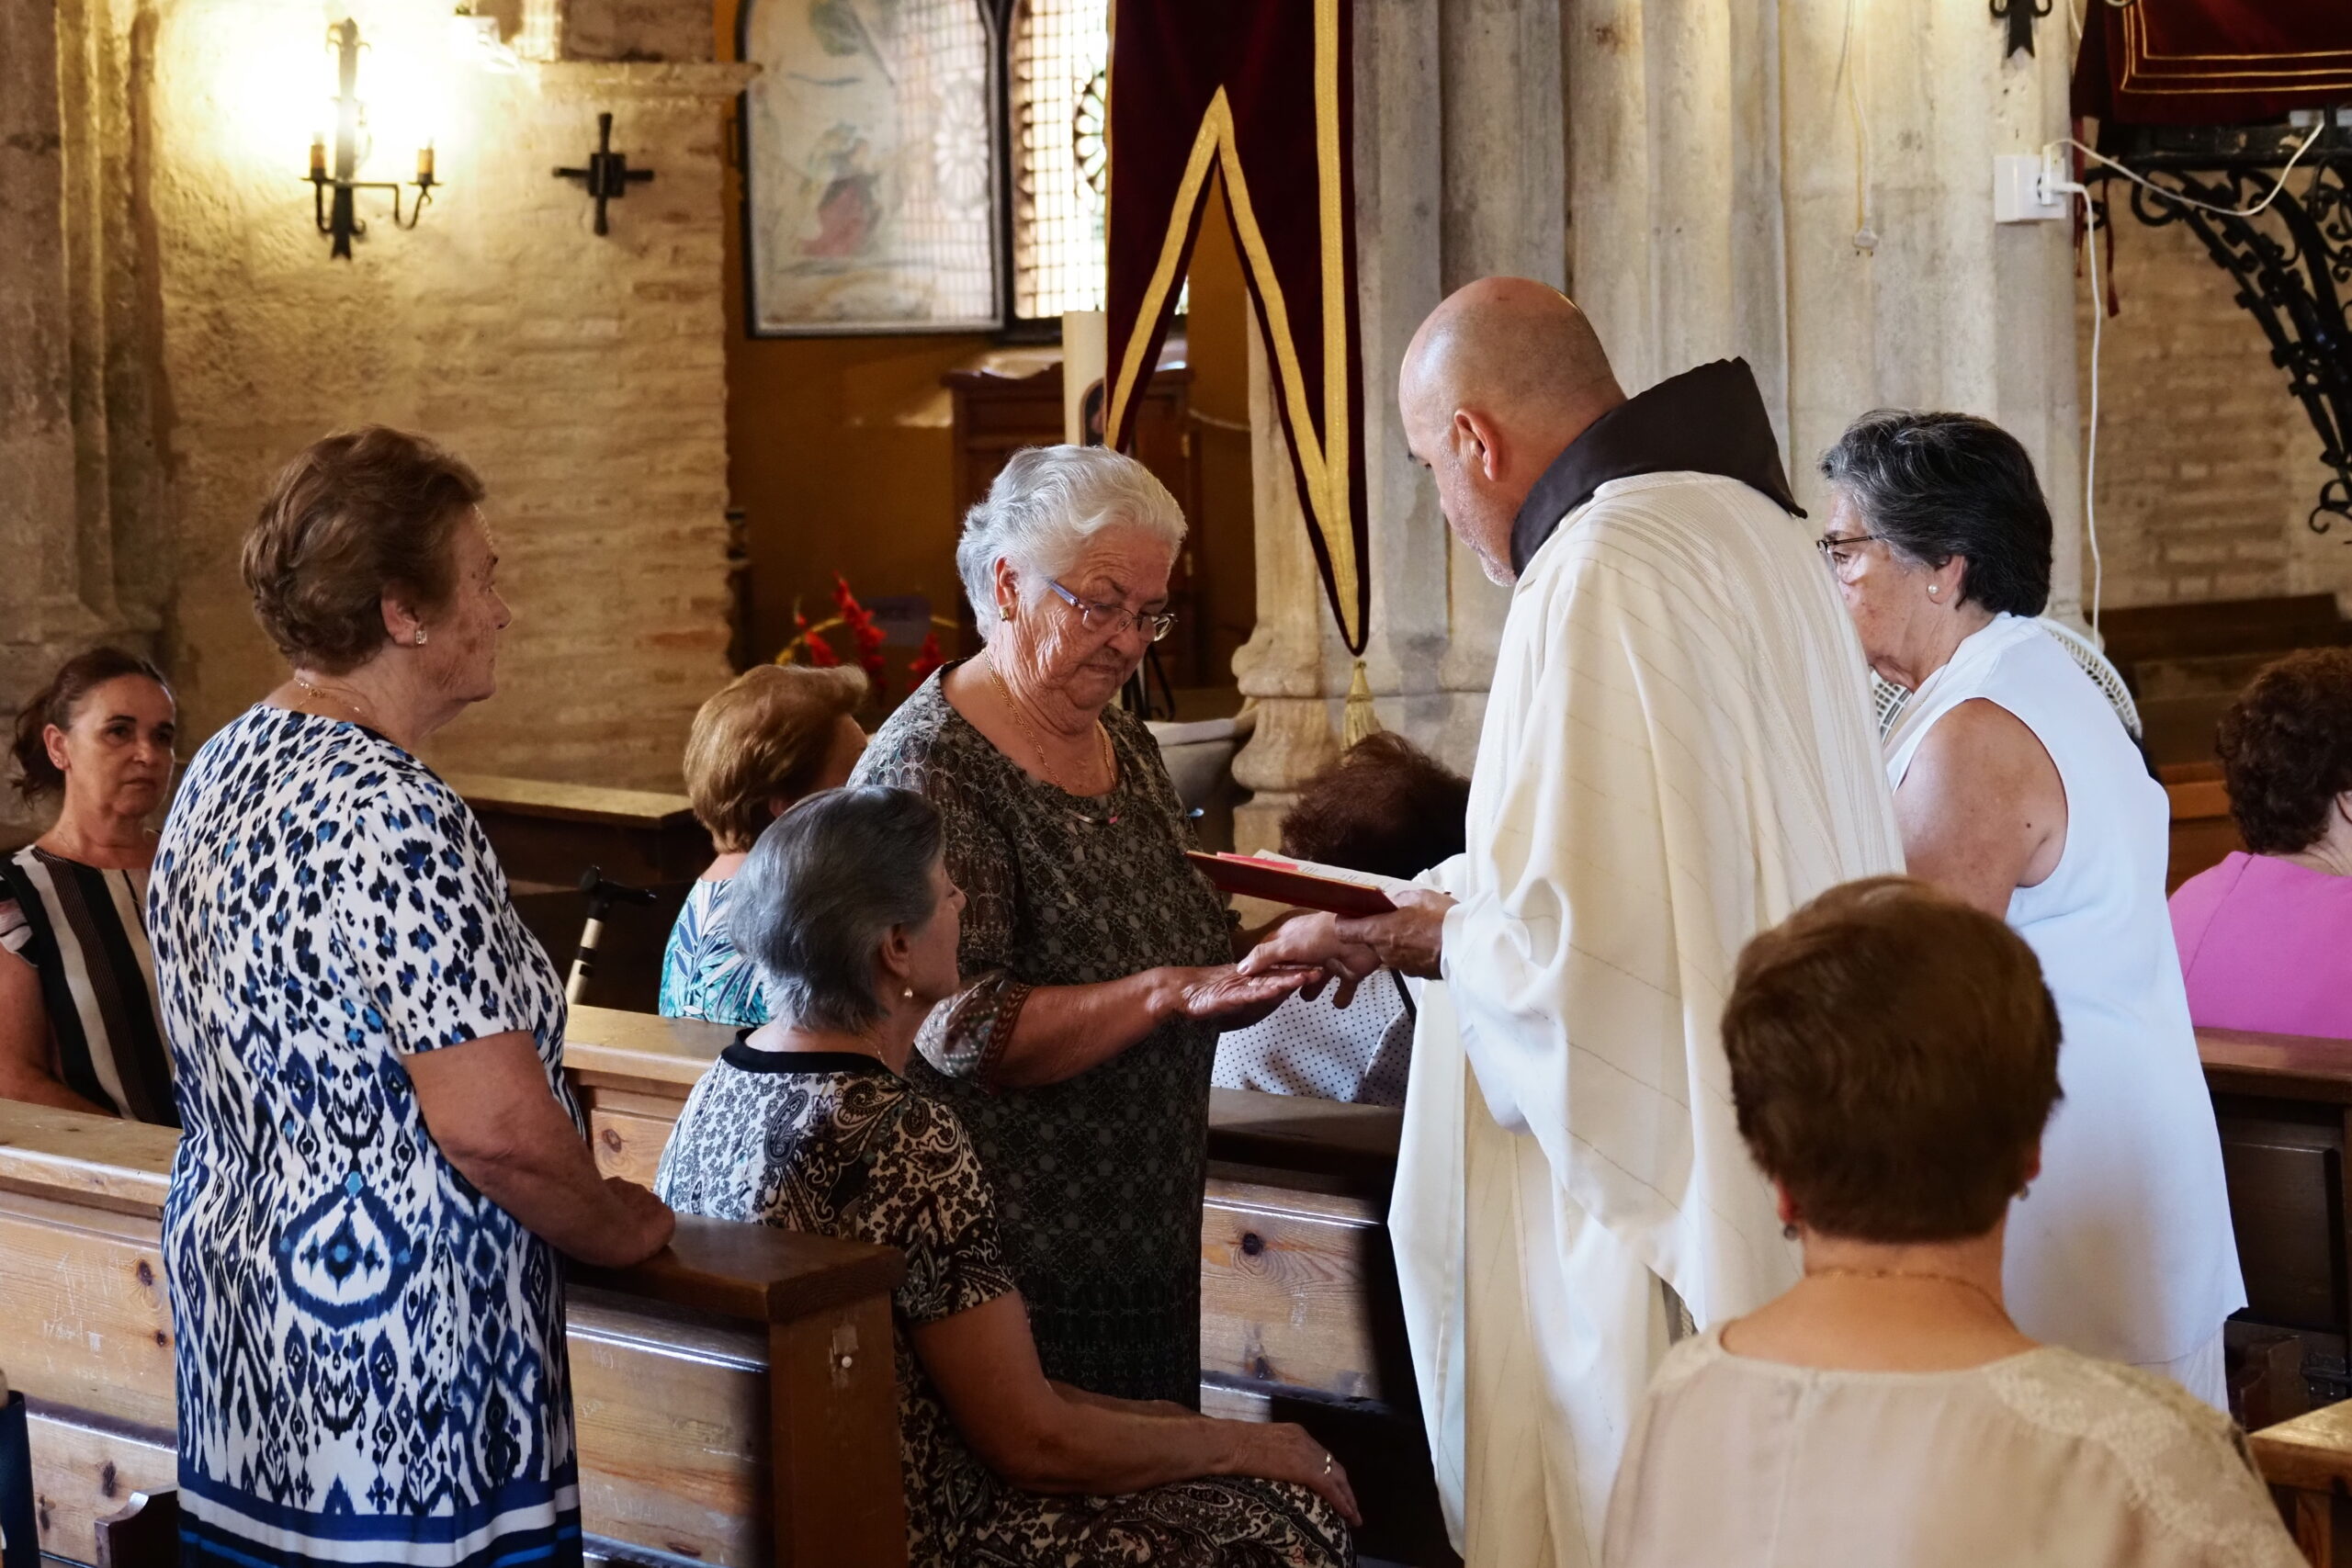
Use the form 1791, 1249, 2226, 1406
1339, 887, 1453, 980
1237, 911, 1384, 1004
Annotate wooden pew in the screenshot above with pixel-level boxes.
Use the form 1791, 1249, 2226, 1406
2166, 766, 2243, 892
0, 1100, 908, 1568
2201, 1028, 2352, 1416
563, 1006, 1458, 1567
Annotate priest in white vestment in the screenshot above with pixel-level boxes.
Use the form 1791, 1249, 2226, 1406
1244, 279, 1905, 1568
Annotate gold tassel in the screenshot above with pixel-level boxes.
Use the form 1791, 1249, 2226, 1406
1341, 658, 1382, 748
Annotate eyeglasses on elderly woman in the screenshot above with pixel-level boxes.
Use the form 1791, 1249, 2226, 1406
1045, 578, 1178, 642
1813, 530, 1888, 578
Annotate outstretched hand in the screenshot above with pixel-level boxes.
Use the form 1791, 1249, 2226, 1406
1237, 888, 1456, 1002
1159, 963, 1317, 1030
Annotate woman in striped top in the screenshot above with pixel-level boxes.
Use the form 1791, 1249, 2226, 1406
0, 647, 179, 1123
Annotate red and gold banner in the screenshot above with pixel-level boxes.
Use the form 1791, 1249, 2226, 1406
1104, 0, 1367, 655
2073, 0, 2352, 125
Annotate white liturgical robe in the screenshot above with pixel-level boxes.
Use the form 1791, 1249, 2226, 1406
1392, 468, 1905, 1568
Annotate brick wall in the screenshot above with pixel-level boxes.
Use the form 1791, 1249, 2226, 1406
2076, 192, 2352, 618
140, 0, 739, 792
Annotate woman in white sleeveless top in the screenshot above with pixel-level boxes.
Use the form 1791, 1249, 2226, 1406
1815, 411, 2243, 1407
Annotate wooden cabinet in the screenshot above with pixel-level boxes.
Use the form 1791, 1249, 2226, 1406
944, 359, 1210, 688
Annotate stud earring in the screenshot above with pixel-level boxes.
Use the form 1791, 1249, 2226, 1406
999, 604, 1014, 622
1781, 1223, 1799, 1241
902, 987, 915, 999
1928, 585, 1939, 599
413, 628, 429, 646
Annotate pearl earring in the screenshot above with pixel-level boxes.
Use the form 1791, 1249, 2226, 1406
902, 987, 915, 999
1928, 585, 1940, 600
1781, 1223, 1799, 1241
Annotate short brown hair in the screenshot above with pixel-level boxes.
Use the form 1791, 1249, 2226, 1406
1721, 877, 2062, 1243
2217, 648, 2352, 856
684, 665, 869, 852
242, 426, 485, 673
10, 648, 175, 804
1280, 732, 1471, 881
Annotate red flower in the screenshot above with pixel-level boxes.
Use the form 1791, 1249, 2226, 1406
909, 629, 946, 685
833, 574, 888, 691
794, 610, 842, 668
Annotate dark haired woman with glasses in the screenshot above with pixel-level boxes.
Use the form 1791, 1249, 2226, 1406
1815, 410, 2240, 1408
852, 446, 1313, 1406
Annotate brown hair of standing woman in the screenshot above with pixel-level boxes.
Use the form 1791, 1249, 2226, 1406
242, 426, 486, 674
1720, 876, 2063, 1244
11, 648, 175, 804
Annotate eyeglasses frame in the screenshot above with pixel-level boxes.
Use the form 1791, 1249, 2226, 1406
1044, 578, 1177, 643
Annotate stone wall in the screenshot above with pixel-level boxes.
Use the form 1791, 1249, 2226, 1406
2075, 197, 2352, 616
1, 0, 740, 836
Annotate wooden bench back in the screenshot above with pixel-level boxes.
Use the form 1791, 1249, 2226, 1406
0, 1100, 907, 1568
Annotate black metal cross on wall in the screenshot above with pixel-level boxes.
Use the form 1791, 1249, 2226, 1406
554, 112, 654, 236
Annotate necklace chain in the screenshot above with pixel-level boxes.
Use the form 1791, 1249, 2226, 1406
1804, 1266, 2009, 1319
294, 675, 379, 732
987, 659, 1113, 801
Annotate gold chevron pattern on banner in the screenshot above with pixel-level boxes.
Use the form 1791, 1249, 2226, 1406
1104, 0, 1361, 650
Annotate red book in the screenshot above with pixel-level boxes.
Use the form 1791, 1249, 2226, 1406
1184, 851, 1399, 917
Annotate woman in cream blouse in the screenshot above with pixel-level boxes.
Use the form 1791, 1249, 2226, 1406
1603, 877, 2297, 1568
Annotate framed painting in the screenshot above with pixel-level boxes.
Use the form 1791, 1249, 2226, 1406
739, 0, 1002, 335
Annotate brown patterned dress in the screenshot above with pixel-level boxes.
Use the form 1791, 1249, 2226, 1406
653, 1043, 1351, 1568
851, 669, 1233, 1404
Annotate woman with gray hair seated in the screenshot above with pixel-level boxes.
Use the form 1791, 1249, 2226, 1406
850, 446, 1309, 1405
654, 787, 1355, 1567
1815, 411, 2241, 1406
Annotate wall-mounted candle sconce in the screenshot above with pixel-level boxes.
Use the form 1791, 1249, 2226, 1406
307, 17, 437, 259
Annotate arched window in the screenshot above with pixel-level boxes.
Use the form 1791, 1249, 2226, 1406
739, 0, 1114, 335
1006, 0, 1109, 322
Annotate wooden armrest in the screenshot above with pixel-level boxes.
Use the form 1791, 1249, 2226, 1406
571, 1213, 905, 1323
443, 772, 697, 830
2199, 1027, 2352, 1102
2252, 1401, 2352, 1494
0, 1101, 173, 1217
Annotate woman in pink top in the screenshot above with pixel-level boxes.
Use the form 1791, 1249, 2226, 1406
2170, 648, 2352, 1039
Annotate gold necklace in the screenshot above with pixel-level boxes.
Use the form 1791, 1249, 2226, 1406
1804, 1266, 2009, 1319
293, 675, 379, 733
987, 660, 1119, 824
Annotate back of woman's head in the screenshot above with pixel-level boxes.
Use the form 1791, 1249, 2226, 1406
2216, 647, 2352, 856
1280, 732, 1472, 880
243, 425, 484, 674
11, 647, 174, 805
1721, 876, 2062, 1243
684, 664, 870, 852
734, 786, 944, 1033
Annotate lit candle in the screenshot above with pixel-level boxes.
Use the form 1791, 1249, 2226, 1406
310, 136, 327, 181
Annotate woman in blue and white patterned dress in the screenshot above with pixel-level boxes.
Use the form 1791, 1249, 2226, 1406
151, 427, 674, 1568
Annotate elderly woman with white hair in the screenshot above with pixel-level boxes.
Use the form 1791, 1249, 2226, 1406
851, 446, 1309, 1405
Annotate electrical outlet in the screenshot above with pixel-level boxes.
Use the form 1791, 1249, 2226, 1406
1994, 153, 2069, 223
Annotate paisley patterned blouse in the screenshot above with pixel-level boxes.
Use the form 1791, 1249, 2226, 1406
653, 1044, 1351, 1568
151, 707, 579, 1568
851, 669, 1232, 1404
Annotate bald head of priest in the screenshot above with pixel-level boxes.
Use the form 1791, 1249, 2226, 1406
1398, 278, 1626, 585
1247, 279, 1902, 1567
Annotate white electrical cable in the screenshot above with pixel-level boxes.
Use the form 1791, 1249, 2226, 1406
2076, 185, 2107, 639
2054, 118, 2327, 222
1838, 0, 1877, 252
